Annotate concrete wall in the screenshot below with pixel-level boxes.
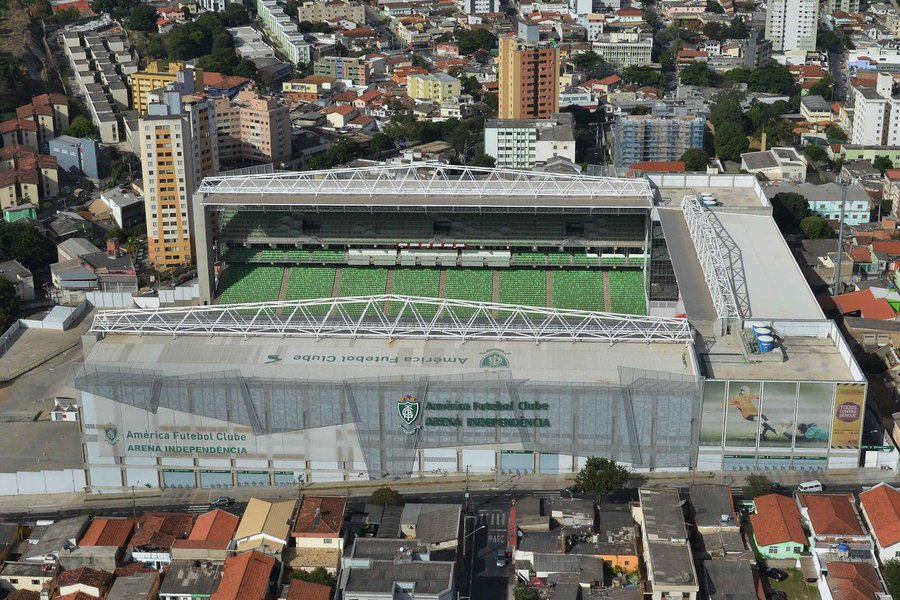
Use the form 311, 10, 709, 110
0, 469, 86, 496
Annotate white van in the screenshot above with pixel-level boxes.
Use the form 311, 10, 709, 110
798, 480, 823, 493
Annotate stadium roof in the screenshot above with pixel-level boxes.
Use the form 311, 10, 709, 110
197, 163, 653, 209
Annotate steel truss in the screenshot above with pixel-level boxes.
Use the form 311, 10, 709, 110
198, 163, 653, 199
680, 195, 741, 319
90, 295, 693, 343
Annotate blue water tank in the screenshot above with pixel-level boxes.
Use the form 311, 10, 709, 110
757, 335, 775, 353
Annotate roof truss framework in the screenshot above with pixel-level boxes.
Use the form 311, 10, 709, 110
89, 296, 693, 343
680, 195, 741, 319
198, 163, 653, 199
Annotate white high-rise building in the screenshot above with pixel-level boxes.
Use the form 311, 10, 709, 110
765, 0, 818, 53
461, 0, 498, 14
484, 113, 576, 169
850, 73, 900, 146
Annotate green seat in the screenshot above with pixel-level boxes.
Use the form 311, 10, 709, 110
390, 268, 441, 316
552, 271, 604, 311
218, 265, 284, 305
498, 270, 545, 317
339, 268, 388, 314
444, 269, 493, 317
608, 270, 646, 315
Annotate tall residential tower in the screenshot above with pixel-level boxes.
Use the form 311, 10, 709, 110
498, 35, 559, 119
765, 0, 818, 53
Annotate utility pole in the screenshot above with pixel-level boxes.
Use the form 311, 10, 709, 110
833, 175, 848, 294
464, 464, 470, 514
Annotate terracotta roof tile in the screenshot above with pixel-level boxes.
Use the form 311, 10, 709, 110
859, 483, 900, 548
57, 593, 96, 600
187, 509, 240, 543
130, 512, 194, 550
80, 517, 135, 547
871, 240, 900, 255
797, 493, 865, 536
750, 494, 806, 547
831, 289, 896, 319
628, 161, 686, 173
824, 562, 884, 600
57, 566, 113, 589
287, 579, 332, 600
293, 496, 346, 537
210, 550, 275, 600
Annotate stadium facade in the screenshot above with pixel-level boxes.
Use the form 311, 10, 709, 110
72, 166, 867, 491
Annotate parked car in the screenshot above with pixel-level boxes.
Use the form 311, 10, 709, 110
496, 551, 508, 568
765, 568, 789, 582
210, 496, 235, 507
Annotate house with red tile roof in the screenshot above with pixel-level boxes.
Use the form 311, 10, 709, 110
858, 482, 900, 560
821, 561, 886, 600
128, 512, 194, 568
626, 161, 686, 177
795, 493, 874, 565
289, 496, 347, 575
286, 579, 332, 600
825, 289, 896, 320
171, 509, 240, 561
59, 518, 135, 572
57, 566, 113, 598
750, 494, 807, 559
209, 550, 275, 600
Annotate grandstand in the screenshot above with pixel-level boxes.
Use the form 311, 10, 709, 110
196, 165, 655, 317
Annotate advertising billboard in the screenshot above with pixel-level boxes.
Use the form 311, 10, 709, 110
725, 381, 762, 447
758, 382, 798, 448
795, 383, 835, 449
831, 382, 866, 449
699, 380, 727, 446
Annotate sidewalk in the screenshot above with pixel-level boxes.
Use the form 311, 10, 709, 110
0, 468, 892, 516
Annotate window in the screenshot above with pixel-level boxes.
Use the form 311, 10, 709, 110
768, 546, 778, 553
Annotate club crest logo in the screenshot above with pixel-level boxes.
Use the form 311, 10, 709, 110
480, 349, 510, 369
398, 394, 420, 426
103, 425, 119, 445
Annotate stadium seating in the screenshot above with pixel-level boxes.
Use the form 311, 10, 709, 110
285, 267, 336, 301
600, 255, 626, 266
552, 271, 605, 311
514, 253, 546, 266
338, 268, 388, 314
218, 265, 284, 304
573, 254, 599, 266
312, 249, 346, 263
389, 269, 441, 316
444, 269, 493, 316
547, 253, 573, 266
498, 270, 546, 311
608, 270, 646, 315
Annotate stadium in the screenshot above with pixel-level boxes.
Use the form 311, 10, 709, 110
72, 165, 868, 491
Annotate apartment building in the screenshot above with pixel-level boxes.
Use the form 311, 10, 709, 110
213, 89, 291, 168
138, 83, 218, 268
498, 35, 559, 119
460, 0, 498, 14
130, 61, 193, 115
297, 0, 365, 23
825, 0, 860, 13
484, 113, 576, 169
407, 72, 462, 103
611, 114, 705, 173
592, 31, 654, 68
850, 74, 900, 146
314, 56, 374, 85
765, 0, 817, 52
257, 0, 311, 65
15, 94, 70, 147
0, 145, 58, 208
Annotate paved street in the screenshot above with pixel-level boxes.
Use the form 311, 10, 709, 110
464, 501, 514, 600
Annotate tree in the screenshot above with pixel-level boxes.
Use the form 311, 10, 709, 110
514, 584, 541, 600
574, 457, 629, 498
64, 115, 100, 139
713, 121, 749, 161
705, 0, 724, 13
807, 74, 833, 99
571, 51, 604, 73
0, 221, 56, 271
771, 192, 810, 232
747, 63, 795, 95
800, 216, 834, 239
643, 7, 660, 29
804, 145, 829, 164
723, 66, 752, 85
221, 2, 251, 26
622, 66, 664, 88
875, 155, 894, 175
817, 31, 842, 51
824, 124, 847, 141
0, 279, 17, 330
709, 88, 747, 129
681, 148, 709, 171
370, 486, 403, 506
721, 16, 749, 39
105, 227, 125, 242
127, 4, 159, 31
370, 133, 394, 154
630, 105, 652, 115
50, 7, 82, 23
290, 567, 336, 587
469, 153, 495, 167
455, 29, 496, 54
882, 559, 900, 600
745, 473, 775, 498
679, 61, 721, 87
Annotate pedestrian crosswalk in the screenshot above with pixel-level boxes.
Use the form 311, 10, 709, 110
534, 491, 561, 498
476, 509, 509, 529
187, 504, 210, 513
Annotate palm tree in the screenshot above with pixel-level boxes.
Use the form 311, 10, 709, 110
125, 236, 139, 257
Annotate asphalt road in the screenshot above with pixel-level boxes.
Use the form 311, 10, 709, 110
829, 49, 847, 102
